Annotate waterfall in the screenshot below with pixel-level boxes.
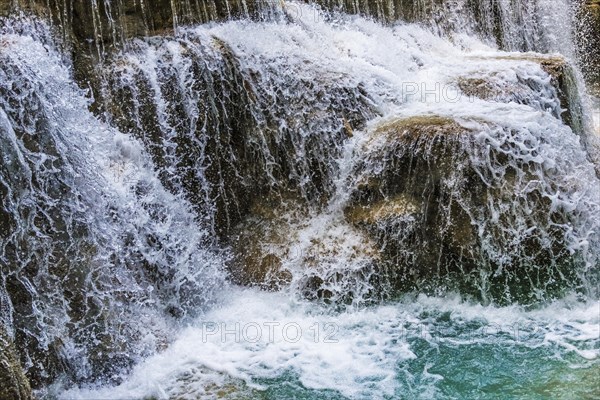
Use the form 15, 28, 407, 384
0, 1, 580, 52
312, 0, 576, 52
0, 18, 226, 388
0, 0, 598, 398
94, 3, 600, 304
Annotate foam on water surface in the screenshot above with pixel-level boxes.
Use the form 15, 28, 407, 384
61, 287, 599, 399
55, 3, 600, 396
1, 1, 599, 398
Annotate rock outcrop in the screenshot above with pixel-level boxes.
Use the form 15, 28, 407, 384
458, 55, 584, 134
0, 34, 197, 389
228, 191, 382, 304
100, 34, 376, 237
0, 0, 278, 108
0, 0, 266, 46
577, 0, 600, 95
228, 193, 299, 291
0, 326, 32, 400
227, 114, 593, 305
345, 115, 584, 304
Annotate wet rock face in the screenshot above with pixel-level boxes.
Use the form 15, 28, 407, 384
0, 35, 203, 389
101, 33, 376, 237
228, 193, 299, 291
0, 326, 32, 400
345, 116, 583, 304
457, 55, 584, 135
0, 0, 266, 46
102, 37, 261, 236
0, 62, 97, 386
0, 1, 274, 106
227, 191, 383, 305
535, 57, 584, 135
345, 117, 481, 294
0, 0, 570, 56
230, 222, 383, 305
312, 0, 560, 52
577, 0, 600, 94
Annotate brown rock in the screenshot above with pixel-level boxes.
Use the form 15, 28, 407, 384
460, 55, 584, 133
0, 326, 32, 400
346, 115, 582, 304
227, 193, 301, 290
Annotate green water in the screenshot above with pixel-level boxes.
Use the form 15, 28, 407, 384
224, 295, 599, 400
248, 354, 598, 399
62, 291, 599, 400
249, 334, 599, 399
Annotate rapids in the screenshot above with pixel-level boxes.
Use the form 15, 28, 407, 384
0, 1, 598, 399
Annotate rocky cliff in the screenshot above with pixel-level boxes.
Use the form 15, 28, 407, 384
578, 0, 600, 94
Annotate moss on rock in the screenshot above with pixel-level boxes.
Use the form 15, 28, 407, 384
0, 326, 32, 400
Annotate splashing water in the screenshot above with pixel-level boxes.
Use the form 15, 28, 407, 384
0, 1, 598, 398
62, 289, 599, 399
0, 19, 227, 388
593, 96, 600, 136
102, 3, 599, 305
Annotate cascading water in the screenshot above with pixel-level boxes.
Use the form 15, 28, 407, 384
0, 1, 598, 399
0, 17, 227, 390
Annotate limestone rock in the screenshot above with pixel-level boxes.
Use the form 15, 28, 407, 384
227, 193, 300, 291
346, 116, 480, 291
459, 55, 584, 134
346, 115, 583, 304
228, 192, 382, 304
100, 33, 376, 237
0, 326, 32, 400
532, 56, 583, 134
0, 1, 264, 44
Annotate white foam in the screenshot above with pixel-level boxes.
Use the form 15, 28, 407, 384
61, 289, 599, 399
61, 6, 599, 397
4, 3, 596, 398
